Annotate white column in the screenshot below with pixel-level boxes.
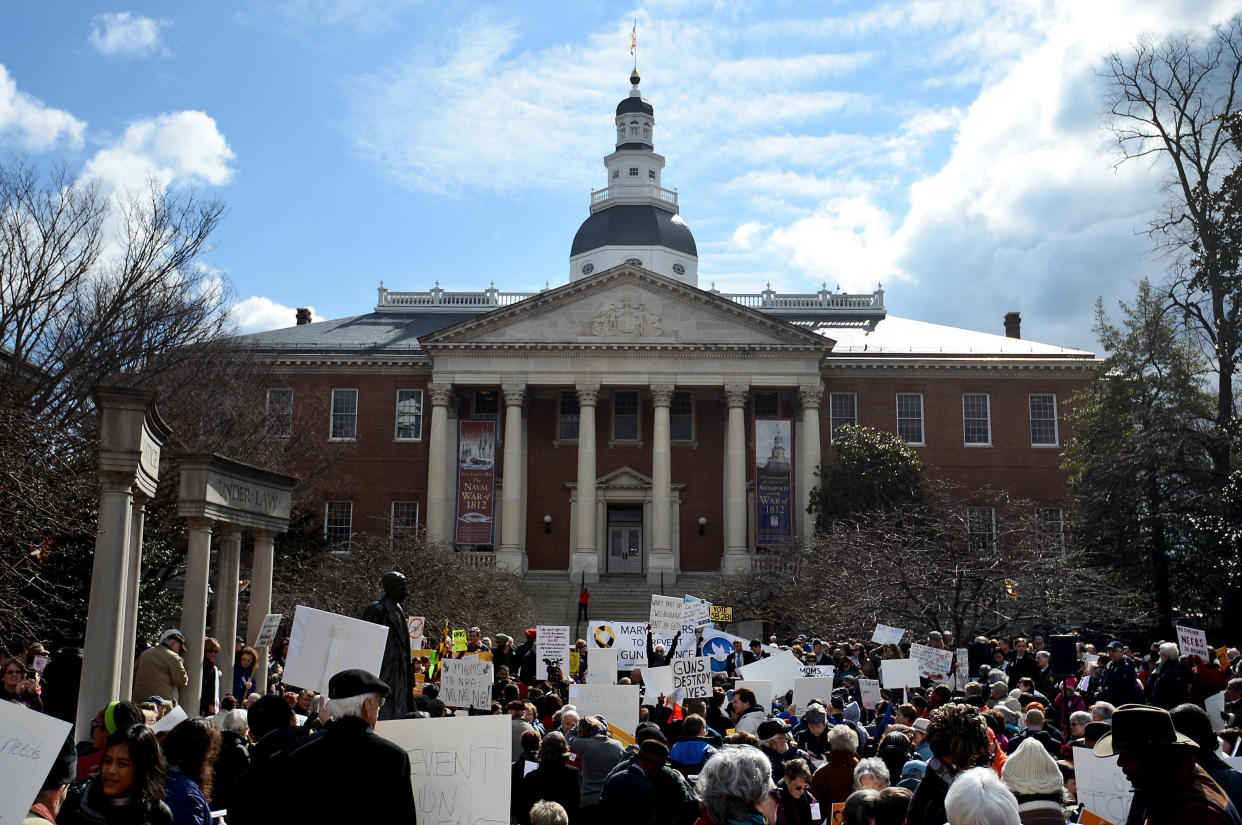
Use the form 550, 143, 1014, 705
498, 382, 526, 573
572, 384, 600, 582
724, 385, 750, 573
248, 529, 275, 695
181, 518, 214, 717
649, 384, 675, 584
799, 384, 824, 539
214, 524, 241, 699
77, 474, 136, 737
425, 382, 452, 542
117, 493, 147, 699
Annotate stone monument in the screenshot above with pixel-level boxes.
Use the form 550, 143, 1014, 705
361, 571, 414, 718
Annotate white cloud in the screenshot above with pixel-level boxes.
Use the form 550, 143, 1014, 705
83, 111, 235, 194
233, 297, 316, 334
730, 221, 764, 250
89, 12, 168, 58
0, 64, 86, 151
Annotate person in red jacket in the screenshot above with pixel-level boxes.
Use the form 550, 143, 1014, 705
578, 587, 590, 622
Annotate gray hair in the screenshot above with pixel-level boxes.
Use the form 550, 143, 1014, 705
695, 748, 774, 825
1159, 642, 1180, 661
944, 767, 1019, 825
219, 709, 248, 734
828, 723, 859, 753
853, 757, 890, 789
1069, 711, 1092, 728
326, 692, 380, 721
529, 801, 569, 825
1091, 701, 1115, 721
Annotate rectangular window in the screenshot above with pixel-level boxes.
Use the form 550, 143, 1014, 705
963, 393, 991, 445
629, 167, 639, 176
612, 169, 619, 179
896, 393, 924, 445
474, 390, 499, 417
613, 390, 639, 440
753, 392, 779, 418
394, 390, 423, 441
325, 501, 353, 550
967, 506, 996, 552
830, 392, 857, 442
1029, 394, 1059, 446
648, 169, 656, 180
330, 389, 358, 440
670, 391, 693, 441
1037, 507, 1064, 552
558, 391, 580, 440
391, 501, 419, 538
266, 388, 293, 439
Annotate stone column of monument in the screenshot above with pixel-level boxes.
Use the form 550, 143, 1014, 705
214, 524, 242, 698
181, 517, 214, 717
248, 528, 275, 694
498, 383, 526, 573
572, 383, 600, 581
649, 384, 675, 584
724, 385, 750, 573
424, 382, 452, 541
799, 384, 824, 540
117, 492, 148, 699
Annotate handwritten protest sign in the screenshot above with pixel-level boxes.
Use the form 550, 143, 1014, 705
284, 605, 388, 694
1175, 625, 1210, 661
254, 613, 283, 648
954, 648, 970, 688
794, 677, 836, 712
709, 604, 733, 623
650, 595, 685, 634
0, 699, 73, 825
451, 629, 467, 652
798, 664, 835, 679
738, 650, 803, 696
735, 680, 775, 706
910, 644, 954, 681
587, 648, 618, 684
881, 658, 920, 690
440, 659, 493, 710
378, 715, 509, 825
684, 596, 711, 628
671, 657, 712, 698
859, 678, 882, 709
1074, 746, 1132, 825
568, 683, 641, 739
536, 625, 570, 679
407, 616, 425, 648
871, 624, 906, 645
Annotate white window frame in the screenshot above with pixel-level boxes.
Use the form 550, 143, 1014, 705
394, 389, 424, 442
612, 390, 641, 442
390, 501, 419, 538
829, 392, 857, 443
329, 388, 358, 441
670, 391, 694, 442
266, 388, 293, 439
1029, 393, 1059, 447
962, 393, 992, 446
967, 506, 996, 552
895, 392, 924, 446
1036, 507, 1064, 552
325, 500, 353, 551
629, 166, 639, 176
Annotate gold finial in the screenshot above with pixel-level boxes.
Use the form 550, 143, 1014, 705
630, 67, 641, 87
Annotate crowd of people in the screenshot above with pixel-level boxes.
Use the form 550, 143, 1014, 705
7, 623, 1242, 825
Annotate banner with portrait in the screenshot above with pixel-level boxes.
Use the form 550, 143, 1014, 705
755, 418, 794, 545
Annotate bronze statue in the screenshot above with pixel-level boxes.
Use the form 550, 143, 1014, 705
361, 571, 413, 718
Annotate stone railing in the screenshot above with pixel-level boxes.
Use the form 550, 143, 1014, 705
715, 287, 885, 314
456, 551, 497, 568
588, 183, 679, 213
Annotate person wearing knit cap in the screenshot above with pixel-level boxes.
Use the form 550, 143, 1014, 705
1001, 738, 1068, 824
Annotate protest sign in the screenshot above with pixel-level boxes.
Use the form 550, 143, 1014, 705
684, 596, 711, 628
871, 624, 906, 645
1207, 691, 1227, 733
254, 613, 283, 648
451, 629, 467, 651
738, 650, 804, 696
793, 677, 835, 712
0, 700, 73, 825
701, 628, 780, 672
709, 604, 733, 623
798, 664, 835, 679
151, 704, 188, 733
735, 680, 775, 706
407, 616, 425, 648
671, 657, 712, 698
640, 665, 675, 700
440, 658, 494, 710
589, 620, 651, 668
1074, 746, 1132, 825
954, 648, 970, 689
536, 625, 571, 679
1175, 625, 1210, 661
880, 658, 920, 690
910, 644, 954, 681
1219, 647, 1232, 669
650, 595, 685, 634
378, 715, 509, 825
568, 683, 641, 739
587, 648, 618, 684
284, 605, 388, 694
1082, 652, 1100, 668
1226, 756, 1242, 771
859, 678, 882, 709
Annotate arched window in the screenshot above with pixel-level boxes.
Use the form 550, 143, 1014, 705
625, 257, 643, 267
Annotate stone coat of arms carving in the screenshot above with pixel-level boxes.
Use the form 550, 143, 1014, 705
591, 294, 662, 337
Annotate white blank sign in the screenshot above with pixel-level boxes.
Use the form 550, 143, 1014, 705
283, 605, 389, 694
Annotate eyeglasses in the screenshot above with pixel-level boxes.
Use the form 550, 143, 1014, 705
3, 669, 23, 677
90, 720, 106, 732
789, 783, 807, 793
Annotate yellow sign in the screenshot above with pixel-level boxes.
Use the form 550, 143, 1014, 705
607, 723, 637, 747
452, 629, 467, 651
708, 605, 733, 623
413, 673, 424, 695
1078, 811, 1115, 825
570, 650, 580, 675
1218, 647, 1231, 670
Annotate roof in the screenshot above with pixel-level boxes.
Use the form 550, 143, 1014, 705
617, 96, 654, 116
571, 204, 698, 257
234, 311, 477, 354
784, 314, 1093, 358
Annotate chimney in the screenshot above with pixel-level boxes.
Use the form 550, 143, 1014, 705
295, 307, 312, 326
1004, 311, 1021, 339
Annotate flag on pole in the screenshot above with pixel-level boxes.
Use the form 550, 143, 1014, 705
630, 21, 636, 55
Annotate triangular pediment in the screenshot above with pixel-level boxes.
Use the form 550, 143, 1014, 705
418, 266, 833, 350
598, 466, 652, 489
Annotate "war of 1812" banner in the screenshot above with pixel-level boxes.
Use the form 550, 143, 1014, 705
755, 419, 793, 546
455, 419, 496, 545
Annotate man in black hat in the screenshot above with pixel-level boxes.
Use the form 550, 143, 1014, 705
1093, 704, 1240, 825
284, 669, 417, 824
1096, 640, 1141, 706
600, 739, 673, 823
361, 571, 414, 718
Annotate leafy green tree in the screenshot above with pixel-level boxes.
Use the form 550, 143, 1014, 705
807, 424, 925, 529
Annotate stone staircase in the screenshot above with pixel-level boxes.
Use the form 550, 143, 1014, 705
518, 571, 722, 633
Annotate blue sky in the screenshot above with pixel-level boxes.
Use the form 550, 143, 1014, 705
3, 1, 1240, 352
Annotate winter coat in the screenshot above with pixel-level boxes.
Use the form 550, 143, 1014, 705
225, 725, 310, 825
59, 778, 174, 825
209, 730, 250, 810
809, 751, 857, 806
775, 781, 818, 825
570, 731, 626, 806
1145, 660, 1191, 709
906, 757, 953, 825
132, 643, 188, 706
519, 760, 582, 824
735, 706, 767, 736
164, 768, 210, 825
669, 737, 718, 778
